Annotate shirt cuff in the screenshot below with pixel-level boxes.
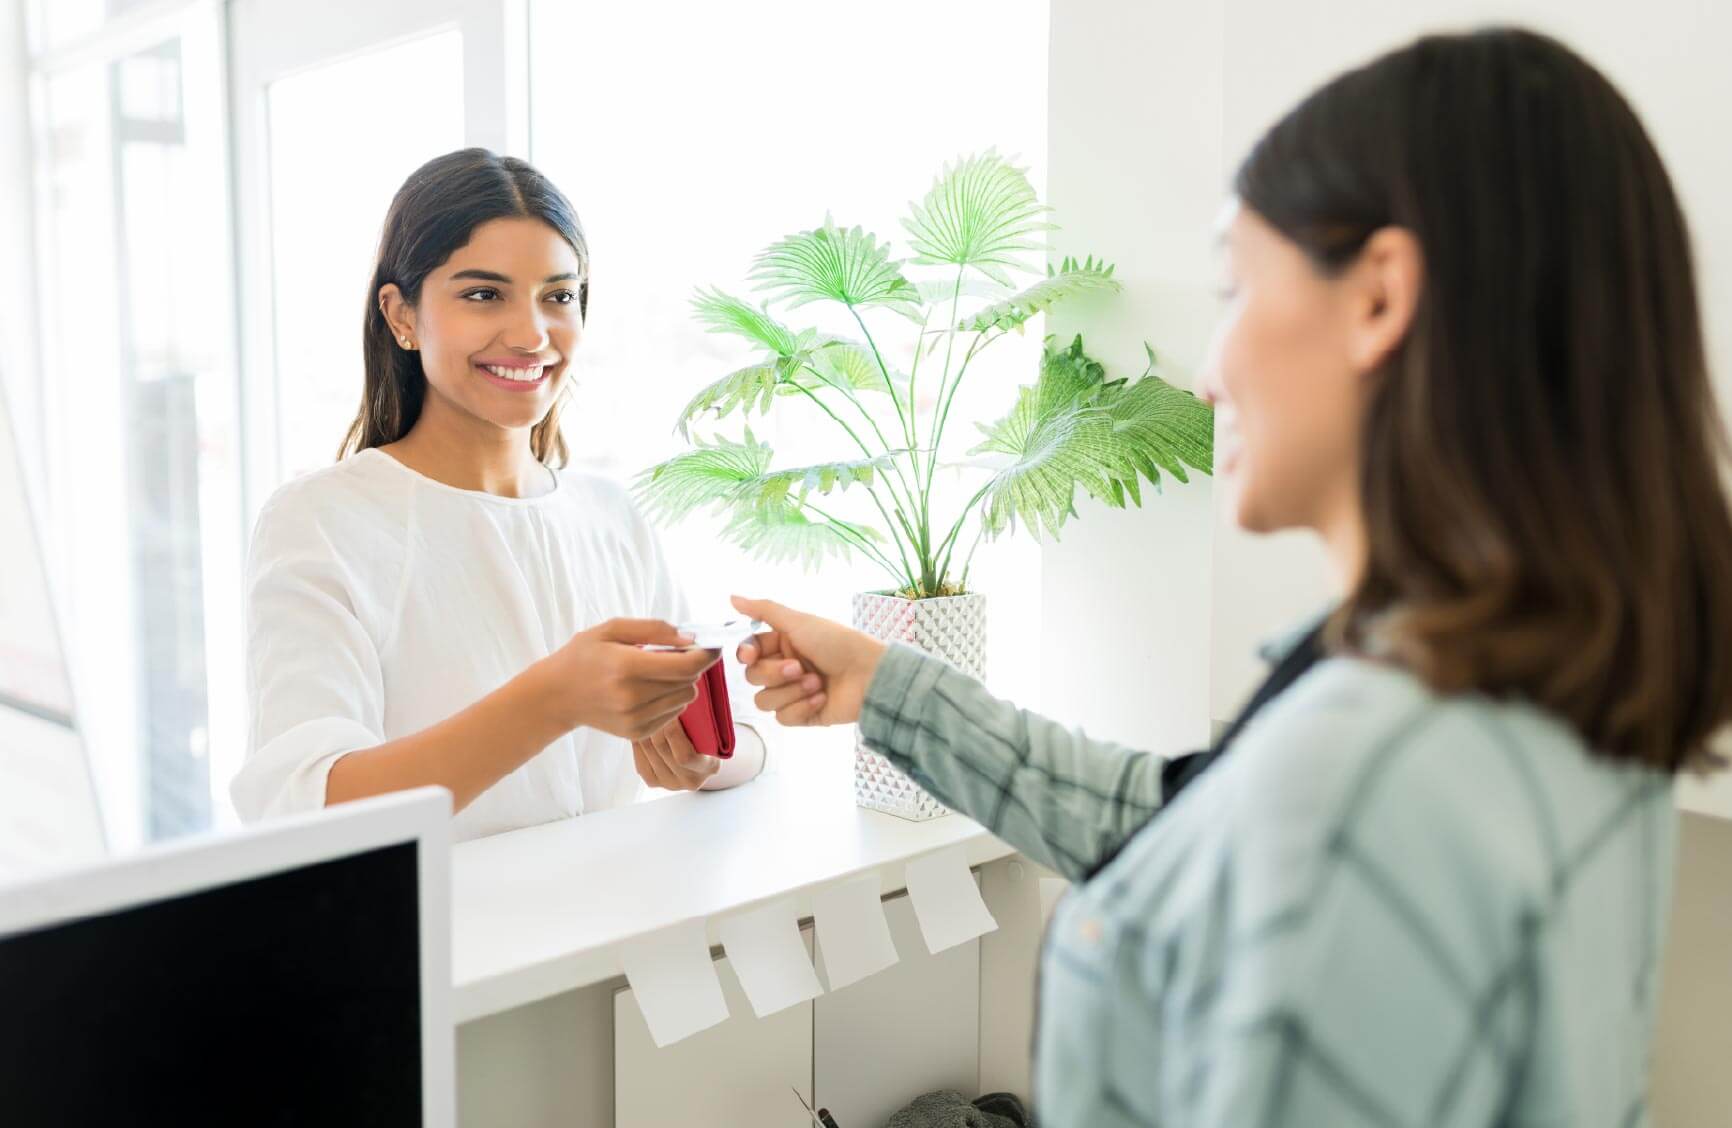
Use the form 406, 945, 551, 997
231, 716, 381, 822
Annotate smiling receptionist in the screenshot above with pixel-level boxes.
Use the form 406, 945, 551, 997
734, 29, 1732, 1128
232, 150, 767, 841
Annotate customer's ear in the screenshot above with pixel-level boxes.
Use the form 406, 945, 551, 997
1345, 226, 1423, 375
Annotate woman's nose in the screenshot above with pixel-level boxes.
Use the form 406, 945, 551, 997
504, 300, 551, 353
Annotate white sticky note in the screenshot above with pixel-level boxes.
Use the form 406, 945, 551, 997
620, 918, 730, 1048
904, 847, 999, 954
717, 896, 824, 1018
812, 872, 900, 991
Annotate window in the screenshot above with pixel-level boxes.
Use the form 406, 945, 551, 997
529, 0, 1051, 704
30, 6, 241, 848
264, 30, 465, 481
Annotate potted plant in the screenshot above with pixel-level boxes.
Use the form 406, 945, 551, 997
636, 152, 1213, 819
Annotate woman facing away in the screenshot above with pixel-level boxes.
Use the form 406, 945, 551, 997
233, 149, 770, 841
734, 28, 1732, 1127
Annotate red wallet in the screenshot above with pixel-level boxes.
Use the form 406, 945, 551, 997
678, 662, 735, 758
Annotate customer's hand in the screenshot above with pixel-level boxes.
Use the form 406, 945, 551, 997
633, 716, 721, 790
731, 595, 888, 726
540, 619, 717, 740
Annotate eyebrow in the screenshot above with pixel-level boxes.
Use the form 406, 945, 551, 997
449, 269, 583, 284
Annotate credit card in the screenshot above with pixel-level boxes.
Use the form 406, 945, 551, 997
644, 619, 765, 651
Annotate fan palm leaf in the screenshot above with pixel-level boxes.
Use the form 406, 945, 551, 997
749, 219, 921, 315
632, 432, 774, 522
964, 256, 1121, 332
722, 499, 880, 569
972, 337, 1212, 537
902, 151, 1054, 286
691, 287, 807, 356
674, 363, 786, 439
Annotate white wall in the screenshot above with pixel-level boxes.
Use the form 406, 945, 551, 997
1040, 0, 1224, 755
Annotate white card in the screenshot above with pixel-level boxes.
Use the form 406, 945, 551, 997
680, 619, 764, 650
642, 619, 766, 652
812, 872, 900, 991
619, 918, 730, 1048
904, 846, 999, 954
716, 896, 824, 1018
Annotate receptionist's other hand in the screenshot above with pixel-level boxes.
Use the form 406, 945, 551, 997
731, 595, 887, 727
633, 716, 721, 791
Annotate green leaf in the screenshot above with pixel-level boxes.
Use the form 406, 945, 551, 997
914, 277, 1012, 304
970, 336, 1213, 539
739, 452, 902, 507
691, 288, 807, 357
1094, 346, 1215, 490
963, 256, 1121, 333
632, 433, 774, 523
749, 218, 922, 315
721, 498, 880, 569
902, 151, 1054, 286
972, 391, 1114, 539
1028, 332, 1108, 415
790, 339, 906, 398
674, 362, 785, 439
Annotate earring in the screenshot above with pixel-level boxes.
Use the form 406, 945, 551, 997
399, 336, 413, 349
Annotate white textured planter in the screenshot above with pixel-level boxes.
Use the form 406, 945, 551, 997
851, 591, 987, 821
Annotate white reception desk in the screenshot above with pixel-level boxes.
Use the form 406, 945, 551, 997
450, 727, 1054, 1127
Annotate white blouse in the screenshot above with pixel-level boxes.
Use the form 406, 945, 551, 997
231, 448, 764, 841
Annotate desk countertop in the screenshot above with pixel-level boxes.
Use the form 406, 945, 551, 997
450, 728, 1014, 1023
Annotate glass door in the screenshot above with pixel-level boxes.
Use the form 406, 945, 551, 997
28, 2, 243, 847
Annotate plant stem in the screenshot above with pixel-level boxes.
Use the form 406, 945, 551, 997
904, 306, 934, 484
927, 269, 967, 464
928, 328, 1004, 500
847, 306, 930, 569
933, 481, 993, 582
915, 268, 967, 591
798, 497, 910, 590
796, 357, 924, 547
787, 382, 920, 579
957, 518, 990, 591
916, 319, 1004, 590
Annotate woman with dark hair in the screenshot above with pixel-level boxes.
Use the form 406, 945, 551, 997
234, 149, 767, 840
733, 28, 1732, 1126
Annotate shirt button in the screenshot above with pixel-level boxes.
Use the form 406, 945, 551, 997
1077, 917, 1103, 944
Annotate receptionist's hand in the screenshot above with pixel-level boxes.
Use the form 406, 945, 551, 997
632, 716, 721, 791
730, 595, 887, 727
541, 618, 717, 741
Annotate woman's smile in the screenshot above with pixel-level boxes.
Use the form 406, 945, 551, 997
474, 356, 556, 391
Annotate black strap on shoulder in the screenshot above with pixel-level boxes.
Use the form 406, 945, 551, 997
1084, 623, 1326, 881
1159, 623, 1326, 805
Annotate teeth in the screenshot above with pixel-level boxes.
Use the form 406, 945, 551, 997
483, 364, 545, 383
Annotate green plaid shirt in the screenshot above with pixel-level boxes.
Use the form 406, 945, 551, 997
860, 642, 1676, 1127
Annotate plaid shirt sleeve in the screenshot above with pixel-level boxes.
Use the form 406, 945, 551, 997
858, 642, 1165, 880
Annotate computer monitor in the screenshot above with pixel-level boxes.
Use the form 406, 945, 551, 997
0, 788, 453, 1126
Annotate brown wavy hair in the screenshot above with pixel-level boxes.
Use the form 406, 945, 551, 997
1236, 28, 1732, 772
339, 148, 589, 465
